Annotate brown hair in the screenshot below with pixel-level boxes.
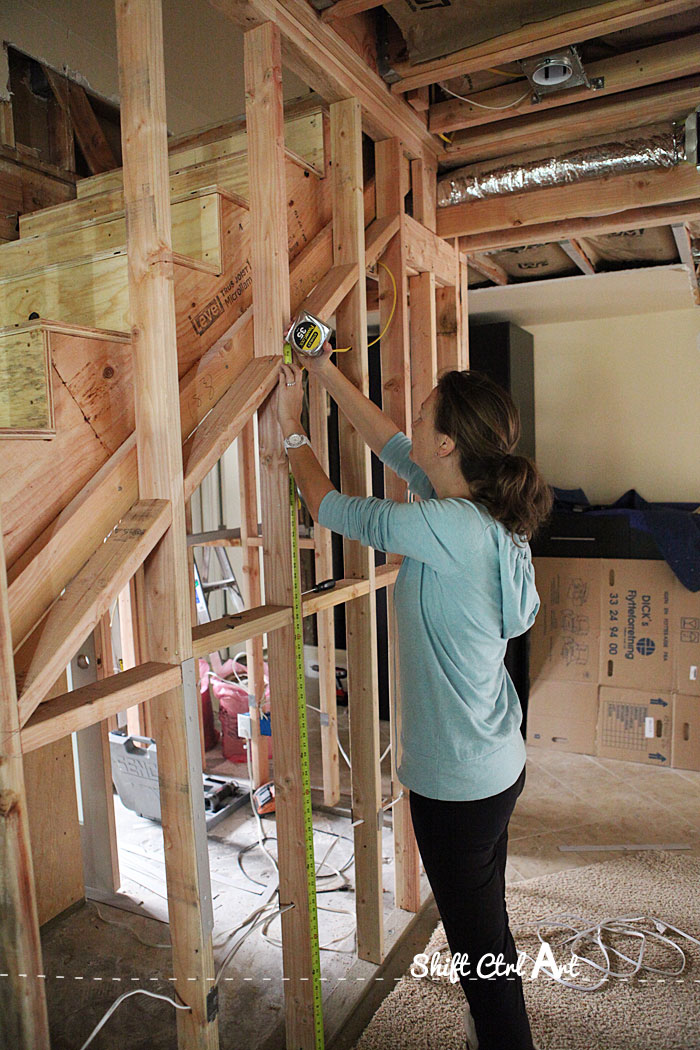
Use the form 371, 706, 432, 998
433, 370, 553, 543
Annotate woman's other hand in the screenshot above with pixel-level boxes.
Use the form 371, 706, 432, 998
297, 340, 334, 375
276, 362, 304, 432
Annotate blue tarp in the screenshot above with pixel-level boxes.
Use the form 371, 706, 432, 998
551, 487, 700, 593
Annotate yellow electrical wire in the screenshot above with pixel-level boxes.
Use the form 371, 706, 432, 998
487, 66, 522, 78
335, 259, 397, 352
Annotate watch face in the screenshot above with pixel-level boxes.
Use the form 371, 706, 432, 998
287, 434, 305, 447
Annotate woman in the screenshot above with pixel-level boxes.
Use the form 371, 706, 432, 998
276, 344, 552, 1050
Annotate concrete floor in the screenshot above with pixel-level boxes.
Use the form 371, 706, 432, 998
38, 721, 700, 1050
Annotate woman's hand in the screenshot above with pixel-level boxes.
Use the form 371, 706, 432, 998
276, 361, 305, 433
297, 340, 334, 376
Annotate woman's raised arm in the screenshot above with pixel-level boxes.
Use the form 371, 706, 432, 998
303, 343, 400, 458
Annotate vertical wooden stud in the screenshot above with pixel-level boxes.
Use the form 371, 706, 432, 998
245, 21, 319, 1047
375, 138, 422, 914
307, 377, 340, 806
0, 504, 50, 1050
334, 99, 384, 963
409, 270, 438, 418
237, 422, 270, 788
115, 2, 218, 1047
457, 252, 470, 369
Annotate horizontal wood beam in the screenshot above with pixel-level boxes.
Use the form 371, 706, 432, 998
192, 565, 400, 657
430, 32, 700, 134
438, 163, 700, 240
442, 75, 700, 165
403, 213, 457, 285
457, 197, 700, 252
208, 0, 439, 160
16, 500, 172, 726
20, 662, 182, 753
391, 0, 698, 94
182, 355, 280, 500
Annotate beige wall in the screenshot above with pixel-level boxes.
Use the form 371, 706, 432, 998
530, 308, 700, 504
3, 0, 309, 134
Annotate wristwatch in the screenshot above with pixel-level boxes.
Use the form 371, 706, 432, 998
283, 432, 311, 454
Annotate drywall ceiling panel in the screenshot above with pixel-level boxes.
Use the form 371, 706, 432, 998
469, 265, 696, 325
385, 0, 613, 66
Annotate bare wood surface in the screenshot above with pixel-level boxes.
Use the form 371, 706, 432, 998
0, 501, 50, 1050
192, 605, 293, 659
333, 98, 384, 963
403, 212, 457, 286
21, 662, 182, 753
116, 2, 218, 1046
467, 252, 509, 286
430, 31, 700, 134
245, 21, 318, 1047
437, 164, 700, 240
321, 0, 386, 20
15, 500, 172, 726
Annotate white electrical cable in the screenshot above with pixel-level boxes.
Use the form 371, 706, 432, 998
78, 989, 190, 1050
93, 904, 171, 950
440, 82, 531, 111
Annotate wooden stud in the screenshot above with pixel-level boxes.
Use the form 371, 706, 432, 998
560, 239, 597, 275
467, 253, 509, 286
321, 0, 386, 20
115, 2, 218, 1046
237, 419, 270, 787
375, 137, 421, 915
457, 253, 469, 370
390, 0, 699, 93
308, 372, 340, 806
410, 156, 437, 233
402, 213, 457, 286
333, 98, 385, 962
245, 20, 318, 1047
45, 71, 117, 175
409, 270, 437, 418
671, 222, 700, 305
0, 502, 50, 1050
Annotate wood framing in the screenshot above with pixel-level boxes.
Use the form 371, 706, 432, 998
333, 98, 385, 963
115, 3, 218, 1049
245, 21, 319, 1047
375, 136, 420, 914
208, 0, 439, 160
0, 502, 50, 1050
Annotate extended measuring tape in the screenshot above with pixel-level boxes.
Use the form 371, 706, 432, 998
283, 339, 325, 1049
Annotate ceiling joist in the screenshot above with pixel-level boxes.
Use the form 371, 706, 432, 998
430, 31, 700, 135
390, 0, 700, 94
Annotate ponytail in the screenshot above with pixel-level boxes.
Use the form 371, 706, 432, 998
434, 371, 553, 543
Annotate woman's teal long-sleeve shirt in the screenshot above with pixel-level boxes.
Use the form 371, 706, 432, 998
316, 431, 540, 801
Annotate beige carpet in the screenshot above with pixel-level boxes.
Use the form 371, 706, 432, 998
353, 852, 700, 1050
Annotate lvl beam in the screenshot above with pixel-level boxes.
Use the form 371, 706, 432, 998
0, 502, 50, 1050
376, 137, 421, 914
333, 99, 384, 962
245, 21, 318, 1048
115, 3, 218, 1048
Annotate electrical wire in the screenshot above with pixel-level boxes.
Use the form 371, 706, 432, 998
433, 912, 700, 993
439, 81, 530, 111
78, 989, 190, 1050
335, 260, 397, 352
93, 904, 171, 950
487, 66, 523, 78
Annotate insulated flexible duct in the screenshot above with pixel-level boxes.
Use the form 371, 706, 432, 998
437, 129, 685, 208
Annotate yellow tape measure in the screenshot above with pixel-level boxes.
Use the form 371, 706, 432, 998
283, 340, 325, 1049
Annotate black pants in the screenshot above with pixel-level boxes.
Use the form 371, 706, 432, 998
409, 763, 534, 1050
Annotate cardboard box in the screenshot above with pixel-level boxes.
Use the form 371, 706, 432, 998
599, 560, 673, 690
671, 693, 700, 772
672, 580, 700, 697
531, 558, 601, 683
527, 681, 598, 755
596, 686, 672, 766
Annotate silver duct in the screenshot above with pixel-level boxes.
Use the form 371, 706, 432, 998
437, 129, 685, 208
